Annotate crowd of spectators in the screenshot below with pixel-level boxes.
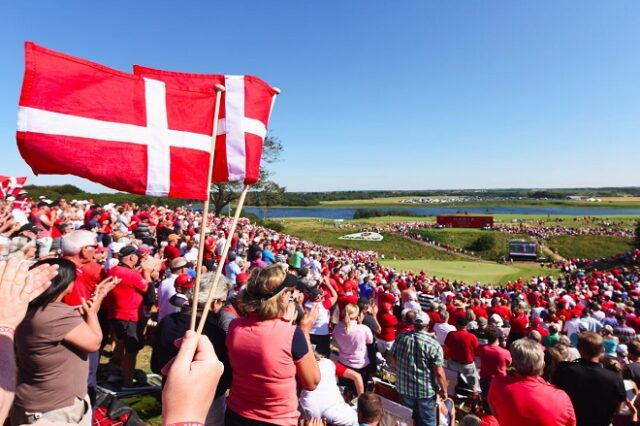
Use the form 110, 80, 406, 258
1, 195, 640, 426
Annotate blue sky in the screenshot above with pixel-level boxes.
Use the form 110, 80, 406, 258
1, 1, 639, 192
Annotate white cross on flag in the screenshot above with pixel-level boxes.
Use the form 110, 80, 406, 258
17, 43, 220, 200
133, 66, 278, 185
0, 176, 27, 198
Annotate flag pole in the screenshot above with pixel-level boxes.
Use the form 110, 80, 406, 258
190, 83, 226, 331
196, 184, 249, 334
195, 87, 280, 334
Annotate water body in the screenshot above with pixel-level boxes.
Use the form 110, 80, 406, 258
244, 206, 640, 220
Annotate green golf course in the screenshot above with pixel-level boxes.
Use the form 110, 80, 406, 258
380, 259, 553, 284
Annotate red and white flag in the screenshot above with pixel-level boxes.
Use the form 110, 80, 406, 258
133, 66, 278, 185
16, 42, 219, 200
0, 176, 27, 198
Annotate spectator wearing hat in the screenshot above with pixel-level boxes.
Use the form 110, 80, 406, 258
554, 332, 626, 426
105, 246, 155, 387
444, 317, 480, 392
526, 316, 550, 340
164, 234, 181, 268
488, 338, 575, 426
389, 311, 447, 426
158, 257, 189, 322
225, 265, 320, 426
152, 272, 233, 426
169, 273, 194, 309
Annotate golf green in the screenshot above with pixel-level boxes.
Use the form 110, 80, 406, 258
381, 259, 554, 285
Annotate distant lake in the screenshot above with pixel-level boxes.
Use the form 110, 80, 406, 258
243, 206, 640, 220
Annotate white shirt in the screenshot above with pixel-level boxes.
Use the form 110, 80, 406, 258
158, 275, 179, 322
403, 300, 422, 313
305, 300, 330, 336
564, 317, 582, 337
299, 359, 356, 424
434, 322, 456, 346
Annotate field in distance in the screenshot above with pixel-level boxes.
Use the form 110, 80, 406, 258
318, 196, 640, 209
381, 259, 554, 285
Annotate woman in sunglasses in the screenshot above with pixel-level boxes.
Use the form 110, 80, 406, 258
225, 264, 320, 426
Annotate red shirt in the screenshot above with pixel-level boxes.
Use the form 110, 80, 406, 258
164, 244, 181, 266
444, 329, 478, 364
105, 265, 148, 321
376, 310, 398, 342
510, 313, 528, 336
81, 261, 104, 295
478, 344, 511, 378
488, 374, 576, 426
62, 267, 91, 307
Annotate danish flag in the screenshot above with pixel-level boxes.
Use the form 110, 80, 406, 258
0, 176, 27, 198
133, 66, 278, 185
16, 42, 219, 200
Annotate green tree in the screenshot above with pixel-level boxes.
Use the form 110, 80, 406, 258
210, 134, 284, 215
467, 234, 496, 252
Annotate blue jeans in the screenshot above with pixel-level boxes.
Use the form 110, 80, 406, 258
401, 395, 437, 426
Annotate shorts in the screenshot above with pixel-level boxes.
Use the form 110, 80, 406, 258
11, 394, 91, 426
111, 320, 143, 352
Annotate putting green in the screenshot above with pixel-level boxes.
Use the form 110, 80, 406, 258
380, 259, 554, 285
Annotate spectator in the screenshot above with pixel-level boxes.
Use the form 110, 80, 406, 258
12, 258, 110, 426
152, 272, 233, 426
158, 257, 188, 322
225, 265, 320, 425
389, 311, 447, 426
554, 332, 626, 426
357, 393, 383, 426
477, 325, 511, 400
299, 355, 359, 426
623, 340, 640, 389
105, 246, 155, 387
444, 317, 480, 391
333, 303, 374, 386
488, 338, 576, 426
0, 258, 57, 424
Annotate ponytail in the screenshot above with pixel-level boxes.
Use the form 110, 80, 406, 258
344, 303, 359, 335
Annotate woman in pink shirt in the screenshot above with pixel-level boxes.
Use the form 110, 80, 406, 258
333, 303, 374, 384
225, 265, 320, 426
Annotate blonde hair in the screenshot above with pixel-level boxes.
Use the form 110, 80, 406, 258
344, 304, 360, 334
237, 265, 289, 319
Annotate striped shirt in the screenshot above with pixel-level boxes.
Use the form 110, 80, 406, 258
390, 330, 444, 399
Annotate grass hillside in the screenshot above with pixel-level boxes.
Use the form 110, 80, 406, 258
546, 235, 635, 259
417, 228, 533, 261
281, 219, 464, 260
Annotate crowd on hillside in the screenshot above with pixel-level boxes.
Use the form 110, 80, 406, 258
1, 196, 640, 426
374, 220, 634, 242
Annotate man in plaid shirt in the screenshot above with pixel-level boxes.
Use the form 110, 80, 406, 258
389, 311, 448, 426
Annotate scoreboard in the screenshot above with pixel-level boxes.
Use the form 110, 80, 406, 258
509, 241, 538, 259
